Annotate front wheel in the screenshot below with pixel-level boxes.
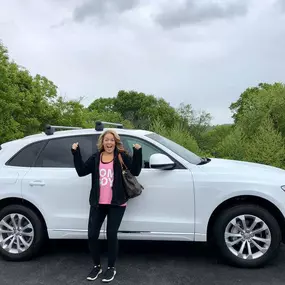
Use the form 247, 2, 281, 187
213, 204, 282, 268
0, 204, 47, 261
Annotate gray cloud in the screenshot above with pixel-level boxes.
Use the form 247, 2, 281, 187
73, 0, 139, 22
1, 0, 284, 126
154, 0, 249, 29
279, 0, 285, 12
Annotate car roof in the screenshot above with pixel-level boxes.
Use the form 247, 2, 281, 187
20, 128, 153, 143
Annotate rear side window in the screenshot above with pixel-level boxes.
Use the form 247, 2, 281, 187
6, 141, 46, 167
35, 135, 97, 168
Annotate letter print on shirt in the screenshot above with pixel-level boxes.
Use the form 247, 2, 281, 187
99, 160, 114, 204
100, 168, 114, 187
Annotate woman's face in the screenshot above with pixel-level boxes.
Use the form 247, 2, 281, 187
103, 132, 116, 154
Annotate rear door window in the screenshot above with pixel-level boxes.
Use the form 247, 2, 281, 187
6, 141, 46, 167
35, 135, 98, 168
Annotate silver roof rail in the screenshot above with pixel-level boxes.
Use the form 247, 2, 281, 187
45, 124, 82, 135
95, 121, 123, 131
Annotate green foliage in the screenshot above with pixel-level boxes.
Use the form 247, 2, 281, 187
0, 41, 91, 144
0, 43, 22, 142
150, 119, 202, 155
243, 117, 285, 168
86, 110, 134, 129
177, 103, 212, 148
88, 97, 116, 113
52, 98, 90, 128
215, 117, 285, 168
214, 126, 246, 160
236, 83, 285, 138
216, 82, 285, 168
200, 124, 233, 156
111, 90, 183, 130
86, 91, 182, 131
230, 82, 285, 125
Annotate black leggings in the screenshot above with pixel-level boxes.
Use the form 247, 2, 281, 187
88, 204, 126, 267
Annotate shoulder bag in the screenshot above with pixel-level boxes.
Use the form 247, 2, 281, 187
118, 153, 144, 199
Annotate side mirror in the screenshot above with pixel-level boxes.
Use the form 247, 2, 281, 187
149, 153, 175, 170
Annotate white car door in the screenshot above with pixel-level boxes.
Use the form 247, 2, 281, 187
119, 135, 195, 241
1, 142, 44, 200
21, 134, 106, 240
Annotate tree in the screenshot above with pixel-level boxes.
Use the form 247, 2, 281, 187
150, 119, 202, 155
0, 41, 90, 143
200, 124, 233, 156
230, 83, 285, 139
176, 103, 212, 147
88, 90, 184, 130
244, 117, 285, 168
217, 83, 285, 164
113, 90, 155, 128
0, 42, 23, 143
88, 97, 116, 113
0, 44, 63, 143
115, 90, 184, 130
87, 97, 134, 128
229, 82, 285, 124
214, 126, 246, 160
53, 97, 90, 128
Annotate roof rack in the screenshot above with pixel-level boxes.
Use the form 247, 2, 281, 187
95, 121, 123, 131
45, 124, 82, 136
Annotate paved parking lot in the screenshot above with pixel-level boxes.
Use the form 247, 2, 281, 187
1, 240, 285, 285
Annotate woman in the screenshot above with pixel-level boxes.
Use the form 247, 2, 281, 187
71, 129, 142, 283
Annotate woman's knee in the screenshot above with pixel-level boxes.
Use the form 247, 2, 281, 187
88, 218, 101, 240
88, 227, 101, 241
106, 228, 118, 240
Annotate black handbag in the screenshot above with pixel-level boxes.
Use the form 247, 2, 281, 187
118, 153, 144, 199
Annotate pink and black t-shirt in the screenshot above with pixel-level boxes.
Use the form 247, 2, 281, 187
99, 156, 126, 207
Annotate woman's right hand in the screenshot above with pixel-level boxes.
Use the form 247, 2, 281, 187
72, 142, 79, 150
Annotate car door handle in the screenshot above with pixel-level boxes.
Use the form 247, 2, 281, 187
29, 181, 45, 186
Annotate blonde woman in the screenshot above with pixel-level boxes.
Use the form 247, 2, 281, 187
71, 130, 142, 283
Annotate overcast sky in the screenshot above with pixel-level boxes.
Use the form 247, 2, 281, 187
0, 0, 285, 125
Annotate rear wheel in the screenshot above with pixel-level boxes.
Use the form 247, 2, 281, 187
0, 204, 46, 261
213, 204, 281, 268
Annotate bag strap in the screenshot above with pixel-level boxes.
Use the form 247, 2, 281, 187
118, 153, 128, 170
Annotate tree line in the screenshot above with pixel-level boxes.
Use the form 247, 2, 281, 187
1, 41, 285, 168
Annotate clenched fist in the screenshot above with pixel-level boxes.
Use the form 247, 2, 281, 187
133, 144, 141, 150
72, 142, 79, 150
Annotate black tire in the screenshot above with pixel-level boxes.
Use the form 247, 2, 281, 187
0, 204, 47, 261
213, 204, 281, 268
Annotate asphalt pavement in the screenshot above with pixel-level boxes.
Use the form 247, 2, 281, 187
1, 239, 285, 285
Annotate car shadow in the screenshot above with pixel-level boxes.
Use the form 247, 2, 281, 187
44, 239, 285, 268
46, 239, 213, 259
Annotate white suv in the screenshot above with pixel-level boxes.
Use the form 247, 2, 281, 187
0, 121, 285, 268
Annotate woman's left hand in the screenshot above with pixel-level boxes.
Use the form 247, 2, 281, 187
133, 143, 142, 150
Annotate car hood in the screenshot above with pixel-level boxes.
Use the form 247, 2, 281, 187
201, 157, 285, 178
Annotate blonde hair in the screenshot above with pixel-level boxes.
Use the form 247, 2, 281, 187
97, 129, 125, 152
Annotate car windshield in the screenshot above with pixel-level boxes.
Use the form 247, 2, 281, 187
146, 133, 202, 165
